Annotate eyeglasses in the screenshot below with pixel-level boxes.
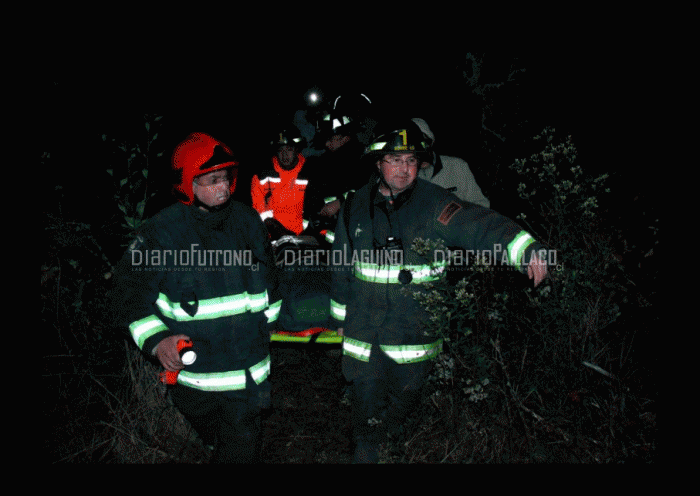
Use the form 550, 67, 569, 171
382, 155, 419, 167
193, 170, 234, 187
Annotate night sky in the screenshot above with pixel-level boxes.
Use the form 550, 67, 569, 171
43, 51, 648, 229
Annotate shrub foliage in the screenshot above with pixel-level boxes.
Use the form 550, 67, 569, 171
398, 128, 656, 463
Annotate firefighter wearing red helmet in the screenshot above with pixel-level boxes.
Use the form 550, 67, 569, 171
111, 132, 280, 463
171, 132, 239, 210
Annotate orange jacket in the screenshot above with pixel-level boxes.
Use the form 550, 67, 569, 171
251, 154, 309, 235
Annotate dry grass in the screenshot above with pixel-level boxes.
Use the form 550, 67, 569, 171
45, 334, 655, 464
46, 341, 211, 464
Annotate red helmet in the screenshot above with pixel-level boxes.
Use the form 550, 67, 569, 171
171, 132, 239, 205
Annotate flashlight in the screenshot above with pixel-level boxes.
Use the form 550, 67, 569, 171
159, 339, 197, 385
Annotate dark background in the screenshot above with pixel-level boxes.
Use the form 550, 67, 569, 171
42, 51, 649, 245
42, 50, 657, 463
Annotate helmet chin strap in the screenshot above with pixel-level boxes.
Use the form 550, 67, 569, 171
378, 171, 398, 204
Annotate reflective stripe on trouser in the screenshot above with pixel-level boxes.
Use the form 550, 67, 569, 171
349, 339, 433, 446
176, 355, 271, 392
169, 373, 268, 463
343, 336, 442, 364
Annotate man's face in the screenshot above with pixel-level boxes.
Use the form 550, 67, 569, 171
377, 153, 419, 195
325, 134, 350, 152
276, 145, 299, 170
192, 168, 235, 210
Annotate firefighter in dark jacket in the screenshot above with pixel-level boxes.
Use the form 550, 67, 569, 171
111, 132, 281, 463
330, 121, 548, 463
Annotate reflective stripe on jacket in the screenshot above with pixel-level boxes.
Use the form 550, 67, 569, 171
342, 336, 443, 364
330, 177, 544, 364
112, 200, 279, 391
252, 154, 315, 235
177, 354, 271, 391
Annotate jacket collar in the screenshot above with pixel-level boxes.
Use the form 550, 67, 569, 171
372, 175, 419, 210
272, 153, 305, 177
187, 196, 235, 231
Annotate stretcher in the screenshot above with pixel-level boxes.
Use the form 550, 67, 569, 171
268, 234, 342, 345
271, 327, 343, 344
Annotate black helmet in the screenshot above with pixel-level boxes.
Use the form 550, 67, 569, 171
364, 120, 431, 161
271, 128, 305, 148
317, 110, 355, 138
333, 93, 372, 116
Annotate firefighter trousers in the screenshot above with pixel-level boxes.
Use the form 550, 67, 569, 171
346, 335, 433, 452
170, 370, 270, 463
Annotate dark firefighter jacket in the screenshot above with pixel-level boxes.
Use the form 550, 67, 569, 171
110, 200, 281, 393
330, 177, 545, 369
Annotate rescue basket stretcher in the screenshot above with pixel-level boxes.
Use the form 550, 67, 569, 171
268, 234, 342, 344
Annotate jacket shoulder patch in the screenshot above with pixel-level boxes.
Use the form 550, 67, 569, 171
438, 201, 462, 225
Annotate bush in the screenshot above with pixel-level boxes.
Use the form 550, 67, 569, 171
104, 114, 164, 243
401, 128, 656, 463
43, 115, 195, 463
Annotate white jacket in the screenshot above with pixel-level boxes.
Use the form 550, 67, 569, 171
418, 154, 490, 208
413, 117, 490, 208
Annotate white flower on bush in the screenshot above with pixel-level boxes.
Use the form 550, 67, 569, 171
434, 355, 455, 380
487, 310, 502, 321
463, 378, 491, 402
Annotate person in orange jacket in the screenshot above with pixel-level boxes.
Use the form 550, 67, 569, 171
251, 128, 324, 239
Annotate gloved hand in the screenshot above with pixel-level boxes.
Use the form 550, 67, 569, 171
264, 218, 294, 240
